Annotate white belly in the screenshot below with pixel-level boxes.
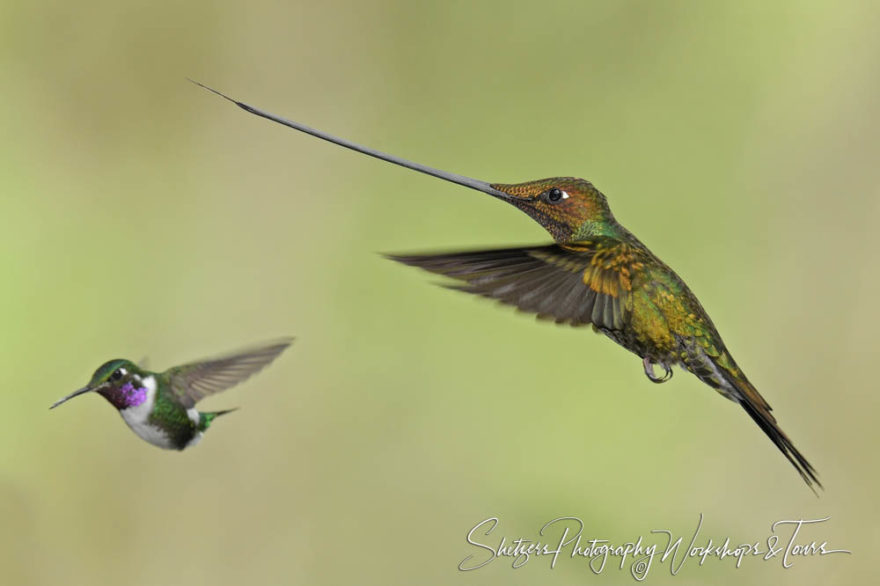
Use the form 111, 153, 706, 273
120, 411, 175, 449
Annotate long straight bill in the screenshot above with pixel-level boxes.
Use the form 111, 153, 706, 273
189, 80, 508, 199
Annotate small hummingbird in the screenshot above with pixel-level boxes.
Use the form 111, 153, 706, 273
51, 338, 293, 450
192, 82, 819, 489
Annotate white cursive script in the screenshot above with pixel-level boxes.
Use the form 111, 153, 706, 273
458, 514, 851, 580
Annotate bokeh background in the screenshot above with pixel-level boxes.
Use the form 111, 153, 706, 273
2, 1, 878, 584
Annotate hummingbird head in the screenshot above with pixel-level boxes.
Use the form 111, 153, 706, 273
488, 178, 616, 243
51, 359, 152, 410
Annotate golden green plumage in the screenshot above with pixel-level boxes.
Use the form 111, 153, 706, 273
193, 83, 819, 490
390, 178, 820, 490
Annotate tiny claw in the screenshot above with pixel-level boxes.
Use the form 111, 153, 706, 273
643, 357, 673, 384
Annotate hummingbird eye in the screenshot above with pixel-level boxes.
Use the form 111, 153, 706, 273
545, 188, 568, 204
110, 369, 124, 382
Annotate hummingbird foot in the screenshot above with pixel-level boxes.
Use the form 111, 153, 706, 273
643, 357, 673, 384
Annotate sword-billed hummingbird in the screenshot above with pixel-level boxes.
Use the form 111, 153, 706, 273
51, 338, 293, 450
193, 82, 819, 489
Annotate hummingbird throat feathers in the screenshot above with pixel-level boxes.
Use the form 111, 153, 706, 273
117, 375, 172, 449
100, 373, 150, 410
118, 375, 156, 420
510, 199, 576, 242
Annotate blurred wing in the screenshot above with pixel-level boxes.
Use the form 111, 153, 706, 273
388, 239, 645, 330
166, 338, 294, 408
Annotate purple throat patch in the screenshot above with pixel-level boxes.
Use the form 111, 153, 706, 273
118, 382, 148, 408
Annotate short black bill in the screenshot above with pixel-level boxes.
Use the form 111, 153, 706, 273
50, 386, 94, 409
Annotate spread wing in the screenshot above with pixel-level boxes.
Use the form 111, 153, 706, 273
388, 239, 647, 330
165, 338, 294, 408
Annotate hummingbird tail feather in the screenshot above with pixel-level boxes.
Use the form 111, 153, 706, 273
719, 372, 821, 491
199, 408, 238, 431
682, 347, 820, 491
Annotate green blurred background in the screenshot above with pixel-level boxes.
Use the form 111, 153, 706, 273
1, 1, 877, 584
